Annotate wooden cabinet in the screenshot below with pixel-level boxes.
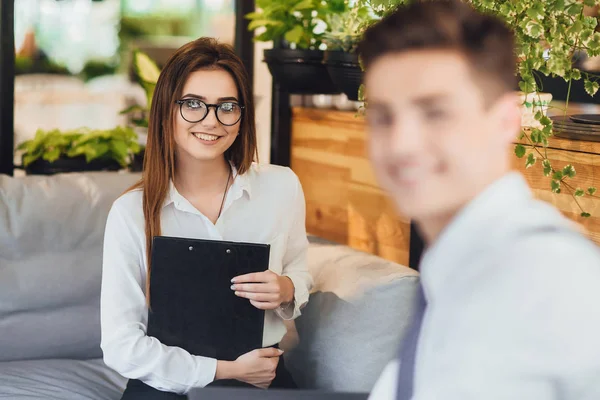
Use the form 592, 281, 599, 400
291, 107, 600, 267
291, 107, 411, 266
512, 136, 600, 243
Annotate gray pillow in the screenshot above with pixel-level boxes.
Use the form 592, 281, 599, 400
286, 276, 420, 392
0, 172, 140, 361
0, 358, 127, 400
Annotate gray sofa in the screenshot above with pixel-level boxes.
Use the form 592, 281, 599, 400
0, 171, 419, 399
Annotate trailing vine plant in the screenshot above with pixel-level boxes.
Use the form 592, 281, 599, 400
359, 0, 600, 217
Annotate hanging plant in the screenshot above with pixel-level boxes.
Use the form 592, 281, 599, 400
359, 0, 600, 217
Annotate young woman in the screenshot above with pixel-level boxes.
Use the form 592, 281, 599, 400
100, 37, 312, 399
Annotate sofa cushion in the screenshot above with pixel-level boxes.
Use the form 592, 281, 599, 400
0, 172, 140, 361
287, 279, 419, 392
285, 240, 420, 392
0, 358, 126, 400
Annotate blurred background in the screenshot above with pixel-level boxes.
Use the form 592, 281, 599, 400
12, 0, 238, 169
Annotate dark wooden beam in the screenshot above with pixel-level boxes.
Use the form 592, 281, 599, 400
0, 0, 15, 176
234, 0, 255, 86
269, 82, 291, 166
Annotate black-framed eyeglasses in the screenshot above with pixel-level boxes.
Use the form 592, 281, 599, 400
175, 98, 244, 126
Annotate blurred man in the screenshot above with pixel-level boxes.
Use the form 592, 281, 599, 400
357, 1, 600, 399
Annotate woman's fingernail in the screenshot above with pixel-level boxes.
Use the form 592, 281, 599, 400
230, 285, 235, 290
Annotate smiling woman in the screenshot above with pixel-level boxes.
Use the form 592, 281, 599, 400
172, 68, 245, 168
100, 37, 313, 399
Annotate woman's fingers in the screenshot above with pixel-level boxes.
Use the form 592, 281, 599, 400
231, 283, 278, 293
235, 291, 279, 302
249, 300, 279, 310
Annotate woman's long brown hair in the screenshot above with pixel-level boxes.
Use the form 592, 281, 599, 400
128, 37, 258, 304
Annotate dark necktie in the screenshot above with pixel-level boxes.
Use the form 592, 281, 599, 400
396, 283, 427, 400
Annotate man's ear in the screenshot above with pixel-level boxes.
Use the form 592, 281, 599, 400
492, 91, 522, 146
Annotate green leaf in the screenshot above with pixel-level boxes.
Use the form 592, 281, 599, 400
539, 116, 552, 126
248, 19, 283, 31
581, 212, 591, 218
575, 188, 585, 197
525, 20, 543, 38
519, 80, 536, 93
551, 180, 561, 193
132, 118, 149, 128
526, 153, 536, 168
358, 84, 365, 102
543, 159, 552, 176
584, 79, 599, 96
553, 0, 566, 11
553, 170, 564, 180
515, 144, 526, 158
244, 11, 261, 20
119, 104, 147, 115
526, 6, 542, 21
22, 153, 38, 167
568, 68, 582, 81
588, 187, 597, 195
133, 51, 160, 84
284, 24, 305, 45
110, 139, 129, 159
566, 3, 584, 16
584, 0, 596, 6
43, 147, 61, 163
568, 20, 583, 35
562, 164, 576, 178
292, 0, 314, 11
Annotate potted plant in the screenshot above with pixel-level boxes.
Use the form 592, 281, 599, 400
361, 0, 599, 217
246, 0, 346, 94
17, 126, 141, 175
323, 1, 372, 101
120, 50, 161, 130
119, 50, 162, 171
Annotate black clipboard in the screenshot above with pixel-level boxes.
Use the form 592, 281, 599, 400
146, 236, 269, 361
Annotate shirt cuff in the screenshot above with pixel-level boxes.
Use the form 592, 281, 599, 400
275, 274, 309, 321
186, 356, 218, 392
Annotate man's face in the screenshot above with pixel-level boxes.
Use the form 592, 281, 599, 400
365, 50, 518, 223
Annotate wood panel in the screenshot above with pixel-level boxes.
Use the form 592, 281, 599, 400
511, 147, 600, 243
291, 107, 600, 266
291, 107, 411, 266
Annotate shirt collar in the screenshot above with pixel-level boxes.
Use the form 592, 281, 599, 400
163, 163, 252, 209
419, 172, 533, 300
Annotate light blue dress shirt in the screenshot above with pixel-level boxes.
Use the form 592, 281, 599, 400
370, 172, 600, 400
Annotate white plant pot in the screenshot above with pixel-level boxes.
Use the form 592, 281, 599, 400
312, 94, 334, 109
519, 91, 553, 129
332, 94, 362, 111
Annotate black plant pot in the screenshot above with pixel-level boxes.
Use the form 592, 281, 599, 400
264, 48, 340, 95
324, 51, 363, 101
24, 155, 122, 175
129, 147, 145, 173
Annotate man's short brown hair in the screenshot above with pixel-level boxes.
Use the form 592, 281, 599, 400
358, 0, 517, 102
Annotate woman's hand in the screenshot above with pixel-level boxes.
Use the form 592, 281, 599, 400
216, 348, 282, 388
231, 271, 295, 310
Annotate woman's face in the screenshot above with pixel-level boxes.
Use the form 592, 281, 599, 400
173, 68, 242, 165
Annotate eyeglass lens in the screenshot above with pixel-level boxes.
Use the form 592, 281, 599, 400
180, 99, 242, 126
